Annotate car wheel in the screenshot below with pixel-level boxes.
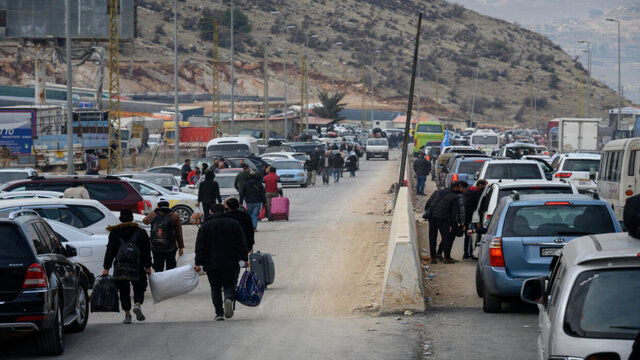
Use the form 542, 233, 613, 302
172, 206, 193, 225
66, 284, 89, 333
475, 266, 483, 298
36, 303, 64, 355
482, 290, 502, 313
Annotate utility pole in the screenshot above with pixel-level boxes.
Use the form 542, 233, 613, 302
282, 25, 295, 140
578, 72, 583, 117
370, 50, 380, 123
606, 18, 621, 130
173, 0, 179, 164
578, 40, 591, 117
212, 20, 220, 137
435, 73, 439, 118
299, 56, 306, 135
230, 0, 235, 134
305, 34, 318, 132
361, 68, 366, 129
263, 11, 279, 141
332, 41, 343, 97
417, 56, 424, 121
65, 0, 73, 174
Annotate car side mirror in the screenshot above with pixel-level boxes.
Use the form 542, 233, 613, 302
520, 276, 547, 305
545, 173, 553, 181
589, 168, 597, 181
65, 244, 78, 258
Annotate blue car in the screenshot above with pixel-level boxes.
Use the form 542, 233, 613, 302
476, 193, 620, 313
443, 156, 489, 188
272, 159, 307, 187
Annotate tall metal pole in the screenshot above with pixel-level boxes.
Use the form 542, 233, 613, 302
283, 28, 288, 140
173, 0, 179, 164
470, 69, 479, 125
579, 40, 591, 117
417, 57, 422, 121
65, 0, 73, 174
607, 18, 621, 130
264, 20, 269, 141
332, 41, 343, 98
230, 0, 235, 134
370, 51, 375, 123
305, 34, 317, 132
533, 74, 537, 129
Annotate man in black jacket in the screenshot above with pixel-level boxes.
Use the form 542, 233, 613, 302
332, 152, 344, 183
424, 182, 464, 264
463, 179, 488, 260
180, 159, 191, 186
194, 204, 248, 321
224, 197, 255, 252
239, 173, 267, 229
197, 171, 222, 216
413, 152, 431, 195
102, 210, 152, 324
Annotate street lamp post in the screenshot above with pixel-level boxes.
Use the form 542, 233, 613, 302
305, 34, 318, 132
173, 0, 179, 164
532, 68, 541, 130
470, 64, 485, 126
263, 11, 279, 141
230, 0, 235, 134
282, 25, 295, 140
370, 50, 380, 123
332, 41, 343, 97
578, 40, 591, 117
417, 56, 424, 122
606, 18, 621, 130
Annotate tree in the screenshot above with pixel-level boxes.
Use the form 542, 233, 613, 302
549, 74, 560, 89
314, 91, 347, 121
220, 8, 251, 33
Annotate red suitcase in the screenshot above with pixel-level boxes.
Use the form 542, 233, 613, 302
270, 197, 290, 221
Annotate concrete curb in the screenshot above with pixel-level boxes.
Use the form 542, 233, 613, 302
380, 186, 426, 313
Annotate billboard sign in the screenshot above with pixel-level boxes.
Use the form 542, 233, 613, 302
0, 111, 35, 155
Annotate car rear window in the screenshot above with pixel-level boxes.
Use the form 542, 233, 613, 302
485, 164, 542, 180
216, 177, 236, 189
71, 205, 106, 225
0, 172, 29, 184
275, 161, 302, 170
0, 224, 30, 259
502, 204, 615, 237
497, 187, 573, 201
292, 154, 309, 161
368, 139, 388, 146
565, 268, 640, 340
563, 159, 600, 172
471, 136, 498, 145
457, 160, 486, 174
86, 183, 129, 200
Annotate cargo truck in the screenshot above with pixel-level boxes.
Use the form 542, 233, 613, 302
556, 118, 600, 153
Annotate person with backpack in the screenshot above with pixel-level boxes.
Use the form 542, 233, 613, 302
143, 196, 184, 272
102, 209, 152, 324
197, 171, 222, 216
194, 204, 249, 321
223, 197, 255, 252
239, 173, 266, 229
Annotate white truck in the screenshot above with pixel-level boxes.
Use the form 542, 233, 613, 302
556, 118, 600, 153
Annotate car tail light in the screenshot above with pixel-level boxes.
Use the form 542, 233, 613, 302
545, 201, 570, 205
17, 315, 46, 321
426, 155, 431, 161
452, 174, 458, 182
22, 263, 47, 289
145, 200, 152, 213
555, 172, 572, 178
586, 353, 622, 360
486, 214, 492, 221
625, 189, 634, 197
137, 200, 145, 214
489, 237, 505, 267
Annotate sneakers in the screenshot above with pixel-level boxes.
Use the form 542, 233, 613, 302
463, 255, 479, 261
443, 258, 459, 264
223, 299, 234, 319
214, 315, 225, 321
132, 304, 145, 321
123, 314, 132, 324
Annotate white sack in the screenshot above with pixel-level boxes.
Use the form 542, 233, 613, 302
176, 253, 206, 277
149, 265, 199, 303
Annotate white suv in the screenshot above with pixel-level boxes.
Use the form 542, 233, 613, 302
366, 138, 389, 160
521, 232, 640, 360
0, 167, 37, 184
476, 160, 547, 185
552, 153, 600, 193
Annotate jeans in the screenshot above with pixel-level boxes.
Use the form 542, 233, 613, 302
206, 268, 239, 317
116, 270, 148, 312
332, 168, 341, 183
416, 176, 426, 195
246, 202, 262, 229
429, 218, 453, 259
202, 203, 213, 217
152, 250, 177, 272
321, 168, 330, 184
349, 169, 356, 177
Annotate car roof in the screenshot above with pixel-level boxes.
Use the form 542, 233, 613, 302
485, 159, 540, 164
504, 142, 537, 148
508, 194, 602, 204
0, 198, 104, 207
1, 176, 127, 187
562, 232, 640, 267
491, 180, 570, 189
0, 167, 36, 173
560, 153, 601, 159
273, 159, 301, 163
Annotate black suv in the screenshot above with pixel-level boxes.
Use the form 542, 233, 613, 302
0, 210, 92, 355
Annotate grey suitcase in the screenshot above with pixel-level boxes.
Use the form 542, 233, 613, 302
250, 251, 275, 288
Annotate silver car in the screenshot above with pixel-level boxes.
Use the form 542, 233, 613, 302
521, 232, 639, 360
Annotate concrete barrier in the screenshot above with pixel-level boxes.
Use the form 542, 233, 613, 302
380, 186, 425, 313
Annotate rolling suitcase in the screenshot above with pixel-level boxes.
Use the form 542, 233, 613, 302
270, 196, 290, 221
250, 251, 275, 289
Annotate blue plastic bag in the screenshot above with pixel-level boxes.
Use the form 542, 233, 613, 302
235, 270, 264, 307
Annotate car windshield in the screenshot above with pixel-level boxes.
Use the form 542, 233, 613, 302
471, 136, 498, 145
293, 154, 309, 161
484, 164, 542, 180
134, 175, 177, 188
368, 139, 388, 146
502, 204, 615, 237
216, 177, 236, 189
416, 124, 442, 133
565, 268, 640, 340
457, 160, 486, 174
275, 161, 302, 170
207, 144, 250, 158
563, 159, 600, 172
0, 172, 30, 184
291, 145, 321, 153
505, 147, 537, 159
498, 187, 573, 201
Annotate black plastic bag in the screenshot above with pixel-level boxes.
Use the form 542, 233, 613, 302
91, 275, 120, 313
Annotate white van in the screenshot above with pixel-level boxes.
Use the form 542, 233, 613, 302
206, 136, 259, 158
469, 131, 499, 153
597, 137, 640, 222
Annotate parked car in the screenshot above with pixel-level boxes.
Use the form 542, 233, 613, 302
272, 159, 307, 187
472, 181, 578, 227
521, 232, 639, 360
477, 160, 547, 185
0, 167, 38, 184
0, 176, 147, 215
443, 156, 490, 188
552, 153, 600, 193
287, 142, 326, 156
124, 178, 200, 224
116, 172, 181, 192
45, 219, 108, 278
145, 165, 182, 184
499, 142, 544, 159
260, 152, 309, 166
0, 190, 63, 199
366, 138, 389, 160
0, 210, 91, 355
476, 193, 620, 313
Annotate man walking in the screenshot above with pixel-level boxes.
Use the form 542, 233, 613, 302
63, 181, 90, 199
413, 152, 431, 195
320, 151, 332, 185
234, 164, 252, 191
143, 197, 184, 272
224, 198, 255, 252
332, 152, 344, 183
304, 158, 316, 186
195, 204, 248, 321
263, 166, 279, 219
239, 173, 266, 229
180, 159, 192, 186
197, 171, 222, 217
424, 181, 464, 264
102, 209, 152, 324
463, 179, 487, 260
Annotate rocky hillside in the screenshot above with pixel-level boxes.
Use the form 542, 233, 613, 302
0, 0, 631, 127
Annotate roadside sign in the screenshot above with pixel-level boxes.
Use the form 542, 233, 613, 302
0, 111, 35, 155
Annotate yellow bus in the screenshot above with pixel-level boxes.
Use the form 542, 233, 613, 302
413, 121, 444, 156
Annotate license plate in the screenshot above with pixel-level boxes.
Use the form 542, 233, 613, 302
578, 179, 591, 185
540, 247, 562, 257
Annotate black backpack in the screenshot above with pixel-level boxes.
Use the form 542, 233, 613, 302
151, 212, 175, 252
113, 230, 141, 281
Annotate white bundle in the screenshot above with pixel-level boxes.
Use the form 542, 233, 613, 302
149, 265, 199, 303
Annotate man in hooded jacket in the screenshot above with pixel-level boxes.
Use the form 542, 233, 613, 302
143, 197, 184, 272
